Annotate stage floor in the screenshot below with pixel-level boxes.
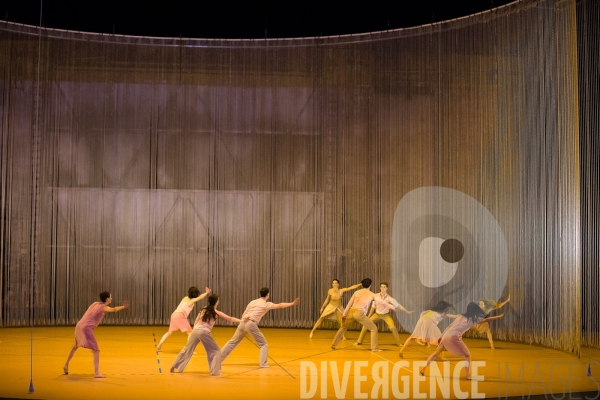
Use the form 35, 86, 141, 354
0, 326, 598, 399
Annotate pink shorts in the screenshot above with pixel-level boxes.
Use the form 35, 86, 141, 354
169, 312, 192, 333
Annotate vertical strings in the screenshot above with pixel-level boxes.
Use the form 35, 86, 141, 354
0, 0, 592, 353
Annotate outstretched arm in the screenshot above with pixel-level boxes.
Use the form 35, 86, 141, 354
104, 301, 129, 313
272, 298, 300, 310
479, 313, 505, 325
497, 295, 510, 309
445, 313, 459, 319
187, 287, 211, 306
396, 303, 414, 314
216, 310, 241, 324
340, 283, 362, 294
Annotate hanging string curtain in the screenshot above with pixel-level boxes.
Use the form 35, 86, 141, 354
0, 0, 592, 354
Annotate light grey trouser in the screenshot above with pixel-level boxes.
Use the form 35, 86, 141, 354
332, 309, 379, 350
220, 321, 269, 367
171, 328, 222, 375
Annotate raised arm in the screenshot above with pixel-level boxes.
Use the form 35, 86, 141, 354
187, 287, 211, 306
272, 298, 300, 310
104, 301, 129, 313
479, 313, 505, 325
216, 310, 241, 324
340, 283, 362, 294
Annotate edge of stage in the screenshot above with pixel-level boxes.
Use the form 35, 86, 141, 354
0, 326, 598, 400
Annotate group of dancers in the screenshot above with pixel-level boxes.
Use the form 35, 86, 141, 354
63, 287, 299, 377
313, 277, 508, 379
63, 278, 508, 380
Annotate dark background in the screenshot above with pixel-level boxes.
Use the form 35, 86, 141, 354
0, 0, 514, 39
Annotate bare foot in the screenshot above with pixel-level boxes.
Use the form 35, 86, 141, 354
342, 337, 347, 341
490, 346, 495, 350
156, 345, 162, 352
170, 367, 176, 373
309, 332, 313, 339
94, 374, 106, 378
419, 368, 425, 376
63, 367, 68, 375
371, 349, 382, 352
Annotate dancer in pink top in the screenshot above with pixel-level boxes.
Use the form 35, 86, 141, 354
170, 294, 241, 376
419, 302, 505, 380
62, 292, 129, 378
156, 286, 211, 351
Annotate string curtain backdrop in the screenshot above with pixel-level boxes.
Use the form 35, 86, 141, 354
0, 0, 595, 354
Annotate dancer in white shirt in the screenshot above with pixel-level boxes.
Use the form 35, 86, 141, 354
354, 282, 413, 346
331, 278, 397, 352
220, 287, 299, 368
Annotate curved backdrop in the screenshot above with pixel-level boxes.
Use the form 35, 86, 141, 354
0, 0, 589, 353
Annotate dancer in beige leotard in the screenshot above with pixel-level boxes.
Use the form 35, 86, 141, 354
309, 279, 361, 339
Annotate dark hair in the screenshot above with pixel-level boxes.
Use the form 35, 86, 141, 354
260, 287, 270, 297
332, 279, 340, 284
380, 282, 389, 288
462, 302, 487, 323
361, 278, 372, 288
201, 294, 219, 322
188, 287, 201, 299
431, 301, 454, 313
99, 292, 111, 302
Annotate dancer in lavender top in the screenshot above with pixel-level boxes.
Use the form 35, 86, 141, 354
419, 302, 504, 380
156, 286, 211, 351
171, 294, 241, 376
63, 292, 129, 378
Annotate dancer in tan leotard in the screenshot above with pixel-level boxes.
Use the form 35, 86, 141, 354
309, 279, 361, 339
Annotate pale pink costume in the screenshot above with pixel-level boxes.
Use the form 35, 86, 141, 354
168, 300, 195, 332
74, 302, 107, 351
438, 315, 479, 357
411, 310, 445, 345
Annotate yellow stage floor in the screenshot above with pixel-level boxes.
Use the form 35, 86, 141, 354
0, 326, 598, 399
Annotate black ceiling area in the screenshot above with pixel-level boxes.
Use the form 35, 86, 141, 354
1, 0, 515, 39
